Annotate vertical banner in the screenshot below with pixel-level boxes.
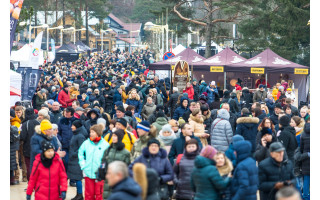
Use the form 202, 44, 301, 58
16, 67, 43, 101
173, 60, 190, 93
28, 31, 43, 69
51, 39, 56, 57
10, 0, 25, 53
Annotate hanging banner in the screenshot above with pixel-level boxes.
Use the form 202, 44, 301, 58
10, 0, 25, 53
51, 39, 56, 57
28, 31, 43, 69
210, 66, 224, 72
173, 60, 189, 93
294, 68, 309, 75
16, 67, 43, 101
251, 67, 265, 74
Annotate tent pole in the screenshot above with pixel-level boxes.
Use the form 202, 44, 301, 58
265, 72, 268, 90
191, 64, 193, 81
170, 68, 173, 118
224, 72, 226, 90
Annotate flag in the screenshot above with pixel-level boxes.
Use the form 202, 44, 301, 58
16, 67, 43, 101
28, 31, 43, 69
10, 0, 25, 53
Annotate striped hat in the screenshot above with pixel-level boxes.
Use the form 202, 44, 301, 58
137, 121, 150, 132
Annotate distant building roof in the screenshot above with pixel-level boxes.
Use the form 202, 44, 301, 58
117, 37, 135, 44
108, 13, 125, 26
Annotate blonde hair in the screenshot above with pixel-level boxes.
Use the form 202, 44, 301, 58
261, 104, 269, 115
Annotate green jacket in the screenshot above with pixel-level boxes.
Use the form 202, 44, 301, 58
152, 117, 168, 135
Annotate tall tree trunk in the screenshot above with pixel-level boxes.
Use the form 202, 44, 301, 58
74, 8, 77, 41
205, 1, 213, 58
85, 1, 89, 45
62, 0, 65, 26
55, 0, 58, 43
35, 11, 38, 37
79, 0, 82, 41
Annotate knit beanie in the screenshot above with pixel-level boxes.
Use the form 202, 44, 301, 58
279, 115, 290, 127
178, 117, 186, 127
41, 140, 55, 152
232, 135, 244, 144
156, 110, 166, 118
137, 121, 150, 132
10, 109, 15, 118
90, 124, 104, 136
40, 120, 53, 134
38, 109, 49, 118
113, 129, 125, 142
275, 103, 282, 109
200, 104, 209, 112
161, 124, 172, 133
97, 118, 107, 127
185, 138, 199, 149
116, 118, 128, 128
261, 127, 273, 137
147, 138, 160, 147
200, 146, 217, 160
72, 120, 82, 129
116, 106, 125, 113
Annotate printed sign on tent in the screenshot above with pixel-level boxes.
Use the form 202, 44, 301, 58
294, 68, 309, 75
173, 60, 189, 93
210, 66, 224, 72
251, 68, 265, 74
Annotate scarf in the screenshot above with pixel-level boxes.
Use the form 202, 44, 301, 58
158, 133, 176, 146
40, 153, 55, 168
90, 136, 101, 143
294, 127, 303, 136
184, 150, 199, 160
217, 158, 233, 176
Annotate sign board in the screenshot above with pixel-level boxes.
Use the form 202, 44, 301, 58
173, 60, 189, 93
294, 68, 308, 75
210, 66, 224, 72
163, 52, 175, 60
251, 68, 265, 74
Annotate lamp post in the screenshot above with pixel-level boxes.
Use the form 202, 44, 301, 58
47, 26, 64, 52
60, 27, 74, 46
28, 24, 48, 44
73, 28, 86, 44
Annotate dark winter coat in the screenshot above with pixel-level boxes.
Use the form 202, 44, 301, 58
173, 97, 189, 121
49, 110, 63, 125
83, 109, 100, 134
257, 112, 268, 124
231, 141, 259, 200
235, 117, 260, 153
254, 135, 277, 163
102, 87, 115, 107
158, 83, 168, 103
193, 83, 200, 101
10, 126, 19, 170
173, 150, 198, 199
199, 82, 207, 95
168, 133, 202, 165
20, 118, 40, 158
107, 177, 142, 200
277, 126, 298, 164
57, 116, 77, 149
26, 153, 68, 200
129, 148, 174, 184
203, 110, 213, 131
300, 123, 310, 175
95, 94, 106, 110
126, 98, 142, 114
35, 91, 47, 110
270, 113, 279, 125
258, 157, 295, 200
147, 113, 168, 125
146, 168, 160, 200
67, 127, 86, 180
141, 102, 156, 120
113, 90, 122, 104
191, 156, 230, 200
168, 91, 179, 111
242, 89, 252, 109
265, 99, 275, 115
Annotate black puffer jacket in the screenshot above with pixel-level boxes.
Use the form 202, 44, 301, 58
242, 89, 252, 109
300, 123, 310, 175
277, 126, 298, 164
254, 135, 277, 163
102, 85, 115, 106
84, 108, 100, 134
258, 157, 295, 200
193, 84, 200, 101
49, 110, 63, 124
168, 92, 179, 112
10, 126, 19, 170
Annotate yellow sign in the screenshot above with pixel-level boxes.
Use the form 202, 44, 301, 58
210, 66, 224, 72
171, 65, 175, 70
251, 68, 265, 74
294, 68, 309, 75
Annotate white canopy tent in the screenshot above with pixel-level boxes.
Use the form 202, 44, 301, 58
10, 70, 22, 106
10, 44, 44, 67
172, 44, 186, 55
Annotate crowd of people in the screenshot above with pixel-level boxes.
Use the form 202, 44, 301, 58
10, 49, 310, 200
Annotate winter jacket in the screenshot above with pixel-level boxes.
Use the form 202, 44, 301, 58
126, 98, 142, 114
270, 113, 279, 125
26, 153, 68, 200
104, 129, 137, 152
235, 117, 259, 153
205, 86, 219, 103
242, 89, 253, 109
35, 91, 47, 110
254, 135, 277, 163
48, 91, 58, 101
231, 141, 258, 200
113, 90, 122, 104
225, 143, 237, 167
49, 110, 63, 125
300, 123, 310, 175
101, 143, 131, 199
67, 127, 86, 180
183, 85, 194, 100
257, 112, 268, 124
193, 84, 200, 101
199, 82, 207, 95
211, 109, 237, 134
258, 157, 295, 200
253, 90, 267, 103
203, 110, 213, 132
30, 131, 59, 171
152, 117, 168, 135
78, 138, 109, 179
57, 116, 77, 149
83, 109, 100, 134
277, 126, 298, 164
10, 126, 19, 170
173, 150, 198, 199
102, 86, 115, 105
168, 133, 202, 165
141, 102, 156, 120
189, 114, 207, 146
10, 115, 21, 129
58, 89, 75, 108
95, 94, 106, 110
191, 156, 230, 200
272, 88, 279, 101
173, 97, 189, 120
20, 117, 40, 158
168, 91, 180, 112
107, 177, 142, 200
210, 109, 233, 152
265, 99, 275, 115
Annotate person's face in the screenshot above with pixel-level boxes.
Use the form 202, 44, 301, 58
112, 134, 118, 143
182, 100, 188, 108
106, 168, 122, 187
115, 122, 126, 130
44, 128, 53, 137
221, 105, 230, 112
162, 131, 171, 137
262, 134, 273, 143
76, 110, 84, 116
186, 82, 191, 87
65, 111, 72, 118
274, 107, 281, 114
109, 124, 115, 130
44, 149, 55, 159
65, 86, 70, 91
290, 119, 297, 127
214, 154, 225, 167
196, 112, 202, 119
131, 92, 137, 98
149, 143, 160, 155
90, 113, 97, 119
38, 114, 44, 121
147, 98, 152, 104
71, 125, 77, 131
15, 110, 22, 118
270, 151, 284, 162
116, 111, 124, 118
94, 91, 99, 95
203, 110, 208, 116
90, 130, 98, 139
300, 110, 307, 118
264, 119, 271, 128
186, 144, 197, 153
285, 108, 292, 115
72, 102, 78, 109
287, 90, 291, 94
149, 90, 153, 96
53, 129, 58, 136
182, 124, 192, 136
260, 87, 264, 91
172, 126, 178, 132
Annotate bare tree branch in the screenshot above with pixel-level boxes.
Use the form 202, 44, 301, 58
212, 12, 239, 23
174, 1, 207, 26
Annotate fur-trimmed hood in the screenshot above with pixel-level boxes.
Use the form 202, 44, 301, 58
217, 157, 233, 176
37, 91, 46, 99
189, 114, 204, 124
202, 110, 211, 120
236, 117, 259, 124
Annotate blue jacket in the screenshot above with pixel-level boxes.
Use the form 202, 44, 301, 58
129, 148, 173, 184
78, 138, 109, 179
57, 116, 77, 149
191, 156, 230, 200
225, 143, 237, 167
199, 82, 207, 95
231, 141, 258, 200
126, 98, 142, 114
205, 86, 218, 102
173, 97, 189, 121
113, 90, 122, 104
108, 177, 142, 200
235, 117, 260, 153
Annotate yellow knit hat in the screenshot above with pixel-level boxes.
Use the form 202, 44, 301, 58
40, 120, 53, 134
287, 88, 292, 91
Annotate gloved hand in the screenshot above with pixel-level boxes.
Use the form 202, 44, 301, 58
26, 195, 31, 200
60, 191, 66, 199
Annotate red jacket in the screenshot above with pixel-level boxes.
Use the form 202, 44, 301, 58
144, 69, 149, 77
183, 85, 194, 100
27, 153, 68, 200
58, 89, 75, 108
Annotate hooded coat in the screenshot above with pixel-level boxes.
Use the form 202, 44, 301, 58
173, 97, 189, 121
84, 108, 101, 133
300, 123, 310, 175
152, 117, 168, 135
231, 141, 259, 200
107, 177, 142, 200
168, 91, 180, 112
199, 82, 207, 95
26, 153, 68, 200
210, 109, 233, 152
57, 116, 77, 149
191, 156, 230, 200
235, 117, 260, 153
277, 126, 298, 164
202, 110, 213, 132
35, 91, 47, 110
141, 102, 156, 120
242, 89, 253, 109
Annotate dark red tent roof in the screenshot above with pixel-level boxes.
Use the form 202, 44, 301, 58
193, 47, 247, 71
227, 48, 308, 73
149, 48, 205, 70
